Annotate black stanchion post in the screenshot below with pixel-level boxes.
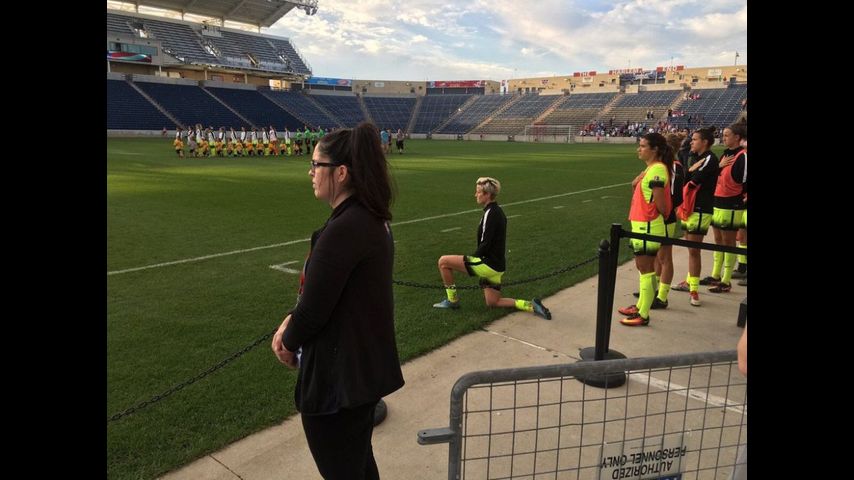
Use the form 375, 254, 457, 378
578, 224, 627, 388
604, 223, 623, 350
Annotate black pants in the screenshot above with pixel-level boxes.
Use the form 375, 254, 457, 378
301, 400, 380, 479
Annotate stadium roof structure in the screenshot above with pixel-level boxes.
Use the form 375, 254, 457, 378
125, 0, 317, 29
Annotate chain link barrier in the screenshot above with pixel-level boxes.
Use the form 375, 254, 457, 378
393, 255, 598, 289
108, 328, 276, 423
109, 255, 598, 422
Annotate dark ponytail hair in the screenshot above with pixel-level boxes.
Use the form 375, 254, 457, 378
694, 126, 716, 150
316, 121, 395, 220
642, 132, 673, 171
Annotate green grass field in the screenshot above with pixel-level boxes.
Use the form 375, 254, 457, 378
108, 137, 670, 479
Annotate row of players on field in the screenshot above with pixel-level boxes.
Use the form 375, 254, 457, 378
172, 125, 407, 158
172, 125, 326, 158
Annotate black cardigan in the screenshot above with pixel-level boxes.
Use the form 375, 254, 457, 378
283, 196, 405, 415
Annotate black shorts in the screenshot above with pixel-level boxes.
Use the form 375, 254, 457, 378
396, 140, 404, 148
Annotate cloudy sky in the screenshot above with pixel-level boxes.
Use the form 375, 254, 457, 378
265, 0, 746, 81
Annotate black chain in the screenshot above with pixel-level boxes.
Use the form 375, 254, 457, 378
392, 255, 598, 289
107, 327, 276, 423
108, 256, 598, 423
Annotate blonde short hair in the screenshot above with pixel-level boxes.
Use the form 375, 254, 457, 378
476, 177, 501, 197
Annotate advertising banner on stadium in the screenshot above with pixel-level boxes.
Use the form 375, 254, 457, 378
428, 80, 485, 88
306, 77, 352, 86
107, 51, 152, 63
609, 68, 644, 75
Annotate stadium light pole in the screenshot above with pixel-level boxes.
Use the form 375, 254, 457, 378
734, 51, 739, 66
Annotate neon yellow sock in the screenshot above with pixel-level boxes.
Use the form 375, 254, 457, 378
652, 275, 660, 292
445, 286, 458, 303
638, 272, 655, 318
658, 283, 671, 302
737, 242, 747, 266
688, 275, 699, 293
721, 253, 736, 285
711, 251, 723, 279
515, 299, 533, 312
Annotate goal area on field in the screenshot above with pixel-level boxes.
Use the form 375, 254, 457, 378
523, 124, 573, 143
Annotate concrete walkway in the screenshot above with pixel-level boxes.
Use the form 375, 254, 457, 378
161, 242, 746, 480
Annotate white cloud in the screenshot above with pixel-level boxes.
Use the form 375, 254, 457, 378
261, 0, 746, 80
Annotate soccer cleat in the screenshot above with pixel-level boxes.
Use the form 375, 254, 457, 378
699, 276, 721, 286
650, 297, 668, 309
731, 269, 747, 279
433, 299, 460, 309
618, 304, 639, 316
672, 281, 691, 292
737, 278, 747, 286
708, 282, 732, 293
620, 312, 650, 326
532, 298, 552, 320
689, 291, 701, 306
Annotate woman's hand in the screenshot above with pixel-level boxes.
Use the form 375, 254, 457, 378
272, 314, 298, 368
719, 154, 735, 168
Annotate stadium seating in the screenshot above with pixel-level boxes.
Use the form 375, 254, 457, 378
438, 95, 513, 134
363, 97, 417, 132
107, 79, 176, 130
260, 90, 339, 129
107, 11, 310, 75
310, 94, 366, 126
206, 87, 304, 130
668, 85, 747, 130
134, 82, 249, 128
411, 95, 471, 133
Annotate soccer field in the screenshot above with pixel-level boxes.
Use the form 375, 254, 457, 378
108, 137, 647, 479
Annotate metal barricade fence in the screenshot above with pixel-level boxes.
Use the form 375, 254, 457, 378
419, 351, 746, 480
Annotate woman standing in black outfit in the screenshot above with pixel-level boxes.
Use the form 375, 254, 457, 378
272, 122, 405, 479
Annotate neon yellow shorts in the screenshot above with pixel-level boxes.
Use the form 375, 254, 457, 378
681, 211, 713, 235
712, 207, 746, 231
464, 256, 504, 289
665, 219, 680, 240
630, 219, 666, 257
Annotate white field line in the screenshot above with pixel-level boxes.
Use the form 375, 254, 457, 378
631, 372, 747, 416
269, 260, 300, 274
490, 329, 746, 416
108, 182, 629, 275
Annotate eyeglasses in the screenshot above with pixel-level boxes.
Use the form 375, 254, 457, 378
310, 160, 338, 172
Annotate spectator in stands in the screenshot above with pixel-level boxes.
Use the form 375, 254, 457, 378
396, 129, 405, 154
707, 122, 747, 294
618, 133, 673, 326
271, 122, 404, 480
671, 127, 719, 306
433, 177, 552, 320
